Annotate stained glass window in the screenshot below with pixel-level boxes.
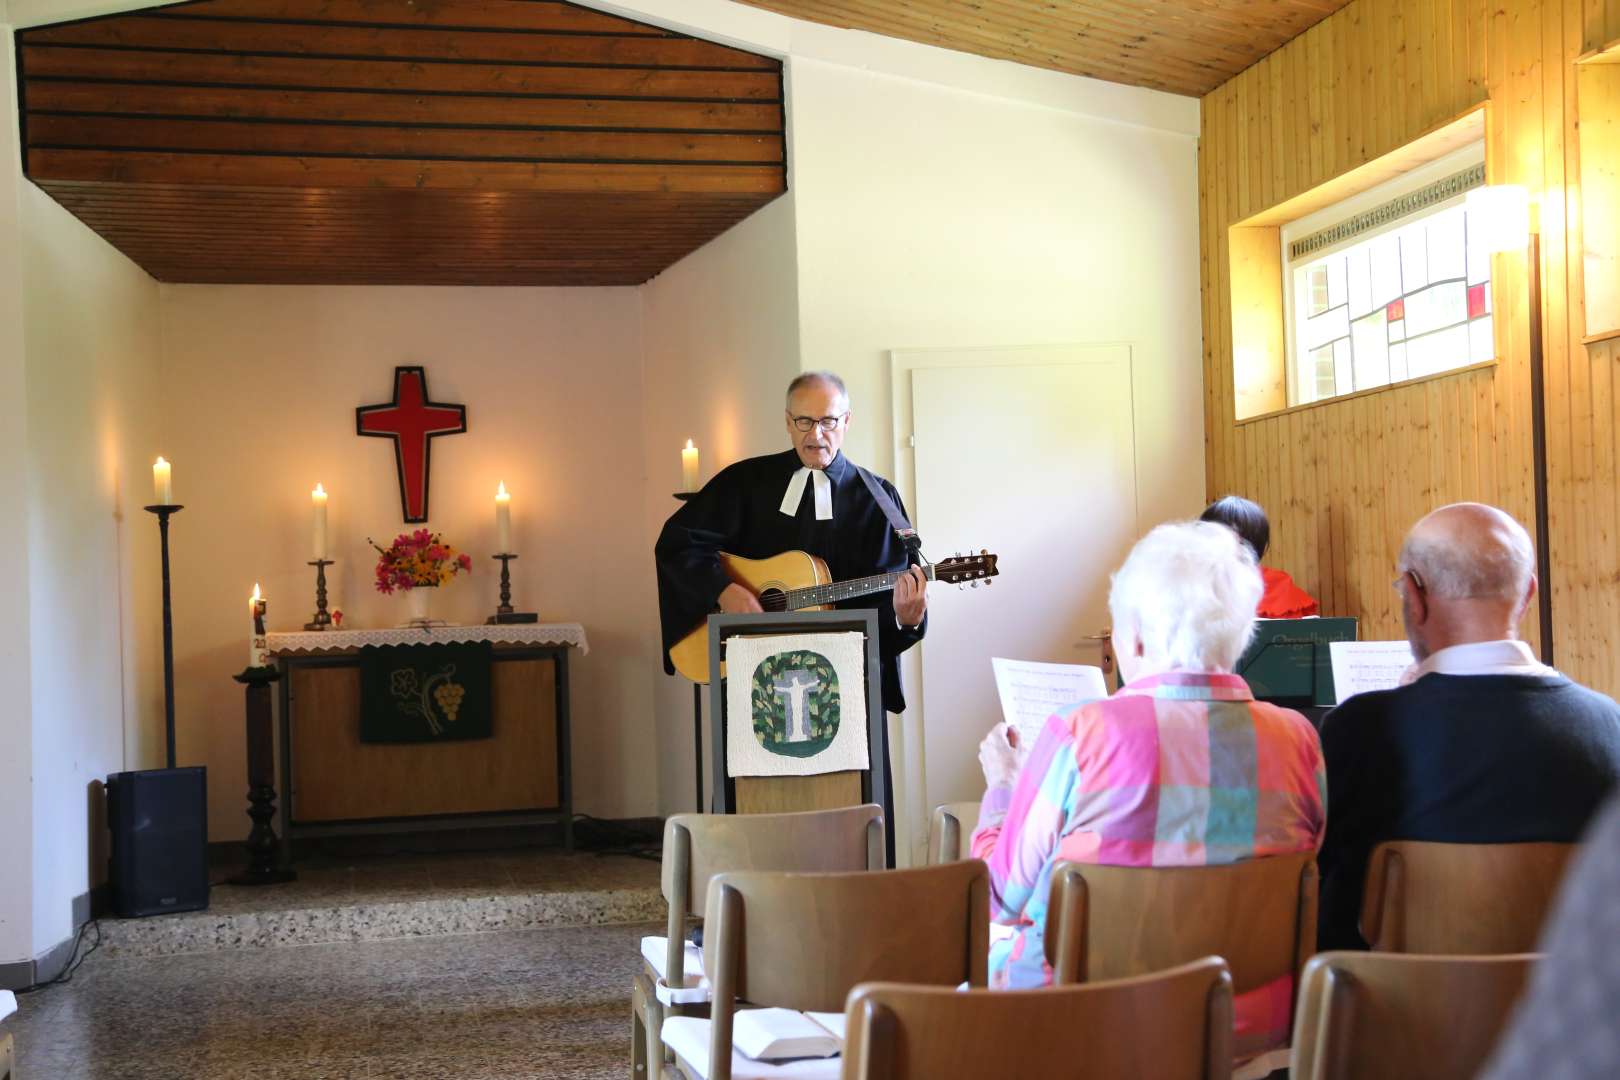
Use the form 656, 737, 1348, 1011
1289, 200, 1493, 406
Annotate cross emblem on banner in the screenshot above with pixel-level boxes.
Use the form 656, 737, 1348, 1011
356, 366, 467, 523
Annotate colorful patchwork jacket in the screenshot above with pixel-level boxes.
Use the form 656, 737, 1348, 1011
971, 670, 1327, 1059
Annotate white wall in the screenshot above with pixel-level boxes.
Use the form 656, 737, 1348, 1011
9, 47, 164, 958
787, 58, 1205, 521
622, 0, 1205, 828
784, 57, 1203, 859
640, 192, 803, 813
158, 286, 657, 835
0, 21, 39, 969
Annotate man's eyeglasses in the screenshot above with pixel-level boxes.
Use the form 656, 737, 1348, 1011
790, 413, 848, 433
1392, 568, 1425, 594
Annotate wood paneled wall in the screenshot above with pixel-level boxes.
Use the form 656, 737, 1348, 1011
15, 0, 787, 285
1201, 0, 1620, 692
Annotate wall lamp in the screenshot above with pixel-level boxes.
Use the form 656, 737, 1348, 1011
1466, 183, 1553, 664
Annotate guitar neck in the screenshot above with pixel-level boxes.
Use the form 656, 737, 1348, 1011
784, 565, 933, 610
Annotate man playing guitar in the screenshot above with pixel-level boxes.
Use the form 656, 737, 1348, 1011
655, 371, 928, 715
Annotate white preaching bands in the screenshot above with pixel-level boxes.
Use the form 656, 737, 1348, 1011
780, 466, 834, 520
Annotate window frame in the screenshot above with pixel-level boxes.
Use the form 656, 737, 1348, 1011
1279, 141, 1488, 408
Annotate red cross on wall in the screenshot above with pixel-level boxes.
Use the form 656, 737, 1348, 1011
356, 366, 467, 523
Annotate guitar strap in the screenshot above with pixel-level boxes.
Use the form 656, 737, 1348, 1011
854, 464, 924, 560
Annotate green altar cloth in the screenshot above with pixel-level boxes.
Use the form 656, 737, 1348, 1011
359, 641, 494, 744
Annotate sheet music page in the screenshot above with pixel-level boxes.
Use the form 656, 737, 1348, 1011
1328, 641, 1416, 703
991, 658, 1108, 747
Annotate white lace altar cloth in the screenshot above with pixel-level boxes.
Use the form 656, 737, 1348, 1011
266, 623, 588, 655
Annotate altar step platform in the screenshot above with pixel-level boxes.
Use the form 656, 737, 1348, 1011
98, 837, 661, 959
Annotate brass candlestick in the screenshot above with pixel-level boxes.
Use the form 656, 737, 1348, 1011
303, 559, 334, 630
487, 553, 538, 624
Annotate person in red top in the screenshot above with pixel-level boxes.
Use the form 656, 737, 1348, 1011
1200, 495, 1320, 618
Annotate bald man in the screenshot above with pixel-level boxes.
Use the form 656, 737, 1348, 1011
1316, 503, 1620, 949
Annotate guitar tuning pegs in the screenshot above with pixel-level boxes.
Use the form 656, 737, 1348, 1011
985, 579, 993, 586
971, 581, 979, 588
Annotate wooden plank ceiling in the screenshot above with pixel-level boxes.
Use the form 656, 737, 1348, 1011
16, 0, 787, 285
731, 0, 1354, 97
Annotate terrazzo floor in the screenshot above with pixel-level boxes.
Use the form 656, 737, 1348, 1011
101, 849, 663, 957
9, 920, 655, 1078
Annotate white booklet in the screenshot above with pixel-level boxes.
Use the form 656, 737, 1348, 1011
991, 658, 1109, 748
1328, 640, 1416, 703
732, 1007, 845, 1060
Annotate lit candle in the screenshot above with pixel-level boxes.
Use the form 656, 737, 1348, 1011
153, 457, 173, 504
681, 440, 699, 493
495, 481, 512, 553
249, 583, 266, 669
311, 483, 328, 560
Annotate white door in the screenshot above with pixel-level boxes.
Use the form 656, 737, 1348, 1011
898, 347, 1139, 822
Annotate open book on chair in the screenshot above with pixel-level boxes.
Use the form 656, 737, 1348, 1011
733, 1008, 847, 1061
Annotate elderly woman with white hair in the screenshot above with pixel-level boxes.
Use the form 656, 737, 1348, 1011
970, 521, 1326, 1057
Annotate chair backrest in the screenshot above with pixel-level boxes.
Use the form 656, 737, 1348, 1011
1290, 951, 1538, 1080
698, 860, 989, 1080
927, 801, 982, 864
660, 805, 883, 983
705, 859, 989, 1012
843, 957, 1233, 1080
1046, 852, 1318, 996
1359, 840, 1577, 953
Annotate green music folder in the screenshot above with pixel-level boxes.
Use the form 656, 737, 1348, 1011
1237, 617, 1358, 707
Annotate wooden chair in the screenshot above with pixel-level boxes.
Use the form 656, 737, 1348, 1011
1359, 840, 1577, 953
1, 988, 13, 1080
842, 956, 1234, 1079
926, 801, 981, 864
661, 859, 989, 1080
1046, 852, 1317, 1073
631, 806, 885, 1080
1290, 951, 1538, 1080
1046, 852, 1317, 989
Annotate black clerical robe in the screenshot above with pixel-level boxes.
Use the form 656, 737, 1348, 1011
655, 449, 925, 714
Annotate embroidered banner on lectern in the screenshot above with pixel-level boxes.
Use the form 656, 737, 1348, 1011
725, 632, 869, 778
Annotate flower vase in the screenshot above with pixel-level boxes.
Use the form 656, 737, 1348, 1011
403, 585, 436, 628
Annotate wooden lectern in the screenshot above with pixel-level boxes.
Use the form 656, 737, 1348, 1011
706, 610, 889, 847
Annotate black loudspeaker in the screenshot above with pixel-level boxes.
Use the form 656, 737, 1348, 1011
106, 767, 209, 918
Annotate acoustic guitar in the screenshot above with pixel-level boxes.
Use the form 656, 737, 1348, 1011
668, 549, 1000, 683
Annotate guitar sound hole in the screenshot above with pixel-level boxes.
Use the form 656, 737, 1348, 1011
759, 588, 788, 612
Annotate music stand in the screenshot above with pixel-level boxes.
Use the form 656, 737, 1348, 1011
1238, 616, 1359, 726
707, 610, 889, 853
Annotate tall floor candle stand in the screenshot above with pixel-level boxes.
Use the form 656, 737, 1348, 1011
229, 666, 296, 885
143, 504, 183, 768
671, 491, 704, 812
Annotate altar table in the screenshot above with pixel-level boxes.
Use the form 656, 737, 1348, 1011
266, 624, 587, 850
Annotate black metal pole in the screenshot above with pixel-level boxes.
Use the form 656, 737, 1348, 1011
1527, 233, 1554, 666
692, 681, 704, 813
672, 490, 704, 812
145, 504, 183, 769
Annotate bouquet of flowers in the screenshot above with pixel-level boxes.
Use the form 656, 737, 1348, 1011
370, 529, 473, 594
